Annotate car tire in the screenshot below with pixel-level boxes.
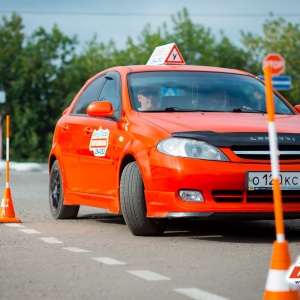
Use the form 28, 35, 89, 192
120, 161, 167, 236
49, 160, 79, 219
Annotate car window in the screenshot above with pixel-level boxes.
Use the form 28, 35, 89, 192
72, 72, 121, 115
72, 76, 106, 115
128, 71, 294, 114
99, 72, 121, 109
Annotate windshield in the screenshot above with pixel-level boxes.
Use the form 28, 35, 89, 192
128, 71, 294, 114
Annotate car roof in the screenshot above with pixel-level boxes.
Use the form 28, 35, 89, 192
103, 64, 254, 77
97, 42, 255, 77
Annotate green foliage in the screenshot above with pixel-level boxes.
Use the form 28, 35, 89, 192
0, 14, 78, 161
166, 8, 217, 65
0, 9, 299, 162
0, 13, 24, 87
241, 14, 300, 104
64, 37, 118, 99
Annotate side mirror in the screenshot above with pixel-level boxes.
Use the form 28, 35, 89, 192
294, 104, 300, 114
86, 101, 114, 118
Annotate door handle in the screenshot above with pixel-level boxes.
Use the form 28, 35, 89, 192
61, 124, 69, 131
84, 127, 93, 134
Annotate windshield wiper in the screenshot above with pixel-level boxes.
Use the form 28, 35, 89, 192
232, 107, 266, 113
164, 107, 189, 112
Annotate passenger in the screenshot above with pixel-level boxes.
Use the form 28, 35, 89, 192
253, 89, 264, 101
252, 88, 265, 110
210, 90, 229, 110
137, 87, 159, 111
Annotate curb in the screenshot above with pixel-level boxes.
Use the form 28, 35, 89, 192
0, 161, 46, 172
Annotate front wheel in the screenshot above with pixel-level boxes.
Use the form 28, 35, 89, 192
49, 160, 79, 219
120, 161, 167, 236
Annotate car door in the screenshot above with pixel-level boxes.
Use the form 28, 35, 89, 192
79, 72, 122, 197
62, 75, 106, 192
58, 113, 84, 192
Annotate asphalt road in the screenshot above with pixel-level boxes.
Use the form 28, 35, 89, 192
1, 168, 300, 300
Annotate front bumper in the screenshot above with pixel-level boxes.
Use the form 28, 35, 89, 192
143, 153, 300, 217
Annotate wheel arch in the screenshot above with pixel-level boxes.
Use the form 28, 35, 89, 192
118, 148, 154, 191
48, 154, 57, 174
119, 160, 167, 236
48, 153, 69, 197
119, 153, 136, 182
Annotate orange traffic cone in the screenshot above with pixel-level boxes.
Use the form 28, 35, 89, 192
263, 240, 300, 299
0, 187, 21, 223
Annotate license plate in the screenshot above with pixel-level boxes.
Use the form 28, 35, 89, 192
247, 172, 300, 190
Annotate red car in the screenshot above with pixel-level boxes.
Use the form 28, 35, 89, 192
49, 44, 300, 236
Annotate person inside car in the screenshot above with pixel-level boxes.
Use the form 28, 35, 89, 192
137, 87, 160, 111
210, 90, 229, 110
252, 88, 265, 110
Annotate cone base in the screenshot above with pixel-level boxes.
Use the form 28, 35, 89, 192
0, 216, 21, 223
0, 187, 21, 223
263, 240, 300, 300
264, 290, 300, 300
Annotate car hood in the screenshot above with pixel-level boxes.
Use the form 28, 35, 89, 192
139, 112, 300, 147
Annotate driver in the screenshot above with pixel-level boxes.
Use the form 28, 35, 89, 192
137, 87, 159, 111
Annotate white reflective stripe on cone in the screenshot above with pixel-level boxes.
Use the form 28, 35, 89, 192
265, 269, 298, 291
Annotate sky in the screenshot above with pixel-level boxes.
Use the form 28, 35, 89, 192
1, 0, 300, 52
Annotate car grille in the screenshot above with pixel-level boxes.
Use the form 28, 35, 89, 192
231, 145, 300, 160
212, 190, 300, 203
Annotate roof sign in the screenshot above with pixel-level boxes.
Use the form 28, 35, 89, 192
146, 43, 185, 65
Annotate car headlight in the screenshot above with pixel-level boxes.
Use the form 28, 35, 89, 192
157, 138, 229, 161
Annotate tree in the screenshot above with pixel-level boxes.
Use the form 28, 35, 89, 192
0, 14, 78, 161
164, 8, 216, 65
0, 13, 24, 92
241, 14, 300, 104
1, 10, 300, 162
0, 13, 25, 160
63, 37, 119, 107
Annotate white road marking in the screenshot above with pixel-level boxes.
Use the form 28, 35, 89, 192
92, 257, 126, 265
127, 270, 171, 281
4, 224, 228, 300
39, 237, 63, 244
175, 288, 230, 300
4, 223, 24, 228
199, 235, 223, 238
62, 247, 90, 253
20, 229, 40, 234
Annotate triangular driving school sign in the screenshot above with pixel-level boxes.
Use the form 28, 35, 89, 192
165, 44, 185, 64
146, 43, 185, 65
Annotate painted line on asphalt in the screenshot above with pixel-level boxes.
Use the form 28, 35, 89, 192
92, 257, 127, 265
127, 270, 171, 281
20, 229, 41, 234
62, 247, 90, 253
39, 237, 64, 244
199, 235, 223, 238
4, 223, 25, 228
174, 288, 230, 300
4, 224, 230, 299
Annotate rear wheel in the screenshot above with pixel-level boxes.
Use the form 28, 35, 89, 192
49, 160, 79, 219
120, 161, 167, 236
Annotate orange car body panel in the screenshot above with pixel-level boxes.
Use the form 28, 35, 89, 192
49, 64, 300, 218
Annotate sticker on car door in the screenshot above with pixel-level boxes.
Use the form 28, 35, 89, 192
89, 127, 110, 157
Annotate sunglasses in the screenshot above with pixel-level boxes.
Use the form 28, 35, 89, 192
139, 91, 158, 98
